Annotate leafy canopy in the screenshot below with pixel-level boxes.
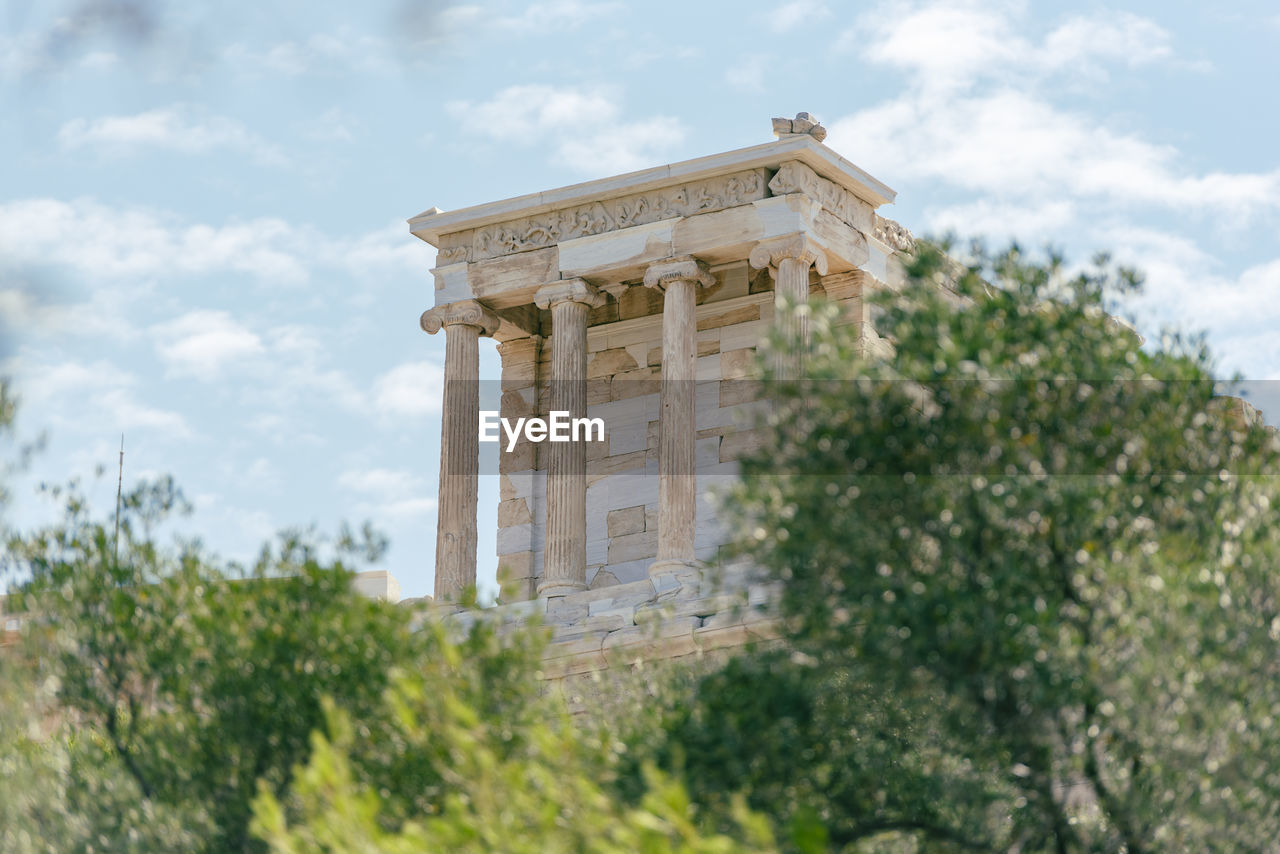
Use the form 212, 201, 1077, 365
4, 478, 421, 852
2, 477, 773, 854
706, 241, 1280, 851
5, 241, 1280, 853
253, 622, 775, 854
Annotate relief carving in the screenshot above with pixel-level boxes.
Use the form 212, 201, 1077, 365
767, 161, 873, 234
436, 168, 770, 264
873, 215, 916, 253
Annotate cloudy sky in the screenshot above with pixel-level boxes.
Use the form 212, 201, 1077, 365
3, 0, 1277, 598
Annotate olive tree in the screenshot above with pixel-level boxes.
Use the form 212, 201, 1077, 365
252, 622, 776, 854
3, 478, 422, 852
667, 242, 1280, 851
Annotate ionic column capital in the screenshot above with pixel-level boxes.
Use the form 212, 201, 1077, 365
534, 278, 606, 310
643, 256, 715, 292
420, 299, 501, 336
748, 234, 829, 277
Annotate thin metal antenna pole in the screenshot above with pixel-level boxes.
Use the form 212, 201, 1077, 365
114, 434, 124, 564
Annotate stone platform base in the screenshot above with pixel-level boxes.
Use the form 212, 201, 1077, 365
413, 563, 783, 685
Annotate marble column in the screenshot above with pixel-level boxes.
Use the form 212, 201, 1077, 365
420, 299, 500, 602
749, 235, 829, 378
534, 279, 605, 596
644, 257, 716, 576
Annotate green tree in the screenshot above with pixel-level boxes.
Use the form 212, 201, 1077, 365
699, 242, 1280, 850
3, 477, 770, 854
642, 648, 1007, 852
0, 653, 206, 853
4, 478, 424, 852
252, 621, 775, 854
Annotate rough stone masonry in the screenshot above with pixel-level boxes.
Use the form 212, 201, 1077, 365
408, 113, 918, 687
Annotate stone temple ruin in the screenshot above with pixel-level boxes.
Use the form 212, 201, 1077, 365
407, 114, 917, 680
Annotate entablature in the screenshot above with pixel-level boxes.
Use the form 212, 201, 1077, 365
412, 134, 906, 326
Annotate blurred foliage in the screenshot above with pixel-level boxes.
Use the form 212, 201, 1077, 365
252, 622, 774, 854
0, 653, 207, 852
5, 240, 1280, 852
2, 477, 425, 852
0, 377, 46, 521
679, 240, 1280, 851
633, 648, 1007, 853
1, 474, 769, 852
0, 377, 14, 514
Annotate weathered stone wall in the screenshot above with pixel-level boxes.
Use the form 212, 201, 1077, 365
413, 131, 911, 603
419, 561, 785, 713
491, 259, 906, 600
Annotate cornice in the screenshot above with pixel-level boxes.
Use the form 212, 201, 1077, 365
409, 135, 896, 249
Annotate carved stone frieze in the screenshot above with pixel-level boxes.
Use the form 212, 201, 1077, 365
873, 214, 916, 253
436, 169, 770, 265
767, 162, 873, 234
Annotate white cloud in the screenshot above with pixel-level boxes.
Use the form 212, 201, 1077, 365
770, 0, 830, 33
94, 388, 192, 435
1115, 229, 1278, 331
58, 105, 285, 164
245, 412, 325, 446
7, 354, 192, 437
0, 198, 431, 288
825, 0, 1279, 388
151, 310, 265, 380
260, 324, 367, 413
858, 0, 1018, 83
12, 357, 121, 406
832, 89, 1280, 219
338, 467, 436, 520
151, 314, 368, 407
844, 2, 1175, 91
0, 197, 309, 283
341, 221, 437, 277
447, 84, 684, 175
1059, 228, 1280, 380
339, 467, 422, 498
493, 1, 622, 31
1042, 12, 1173, 69
372, 360, 443, 418
556, 118, 685, 175
223, 32, 395, 77
374, 497, 439, 519
451, 85, 615, 142
830, 1, 1275, 221
924, 199, 1077, 243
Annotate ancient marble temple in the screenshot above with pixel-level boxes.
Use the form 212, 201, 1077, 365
409, 115, 916, 677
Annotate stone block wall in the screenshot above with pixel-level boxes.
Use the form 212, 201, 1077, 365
418, 562, 786, 714
493, 261, 895, 601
